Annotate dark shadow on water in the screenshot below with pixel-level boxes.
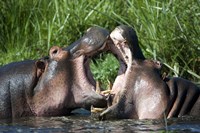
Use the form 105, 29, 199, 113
0, 109, 200, 133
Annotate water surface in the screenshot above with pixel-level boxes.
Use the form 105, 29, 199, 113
0, 110, 200, 133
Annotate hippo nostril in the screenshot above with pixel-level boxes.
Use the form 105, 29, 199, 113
52, 49, 58, 55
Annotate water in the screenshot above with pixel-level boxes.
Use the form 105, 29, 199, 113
0, 109, 200, 133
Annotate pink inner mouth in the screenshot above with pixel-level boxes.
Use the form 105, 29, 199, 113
84, 51, 127, 93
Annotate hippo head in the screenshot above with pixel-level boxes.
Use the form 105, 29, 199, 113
108, 25, 145, 62
99, 26, 169, 119
27, 46, 106, 116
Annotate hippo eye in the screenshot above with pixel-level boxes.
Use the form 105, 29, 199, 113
112, 37, 117, 41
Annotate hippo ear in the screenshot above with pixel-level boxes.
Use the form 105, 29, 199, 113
49, 46, 61, 59
35, 60, 46, 78
152, 60, 162, 70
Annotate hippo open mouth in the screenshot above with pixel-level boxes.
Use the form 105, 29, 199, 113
65, 26, 131, 104
66, 26, 110, 91
83, 56, 96, 88
65, 25, 143, 111
65, 25, 200, 119
66, 25, 146, 113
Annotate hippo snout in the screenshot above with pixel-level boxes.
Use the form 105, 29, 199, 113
84, 93, 107, 110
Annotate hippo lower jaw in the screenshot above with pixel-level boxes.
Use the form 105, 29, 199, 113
70, 55, 107, 109
82, 52, 129, 109
83, 91, 107, 110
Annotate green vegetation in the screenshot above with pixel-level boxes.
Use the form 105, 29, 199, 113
0, 0, 199, 87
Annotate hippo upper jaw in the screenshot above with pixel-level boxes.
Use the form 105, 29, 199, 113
67, 26, 110, 59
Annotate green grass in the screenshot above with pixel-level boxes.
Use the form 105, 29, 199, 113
0, 0, 199, 87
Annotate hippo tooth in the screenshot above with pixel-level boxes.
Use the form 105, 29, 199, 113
96, 81, 101, 94
107, 80, 113, 90
91, 105, 105, 113
101, 90, 111, 95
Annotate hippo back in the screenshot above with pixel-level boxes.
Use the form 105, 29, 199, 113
0, 60, 37, 118
165, 77, 200, 118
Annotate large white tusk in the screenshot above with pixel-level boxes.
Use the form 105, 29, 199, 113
107, 80, 112, 90
96, 81, 101, 94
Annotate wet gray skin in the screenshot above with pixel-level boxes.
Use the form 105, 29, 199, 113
0, 46, 106, 119
164, 77, 200, 118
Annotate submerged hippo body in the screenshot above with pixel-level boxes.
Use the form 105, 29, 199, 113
0, 46, 106, 119
100, 59, 170, 119
165, 77, 200, 118
0, 60, 41, 118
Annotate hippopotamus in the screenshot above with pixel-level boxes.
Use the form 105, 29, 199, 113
0, 46, 106, 119
69, 25, 200, 119
164, 77, 200, 118
99, 25, 200, 119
